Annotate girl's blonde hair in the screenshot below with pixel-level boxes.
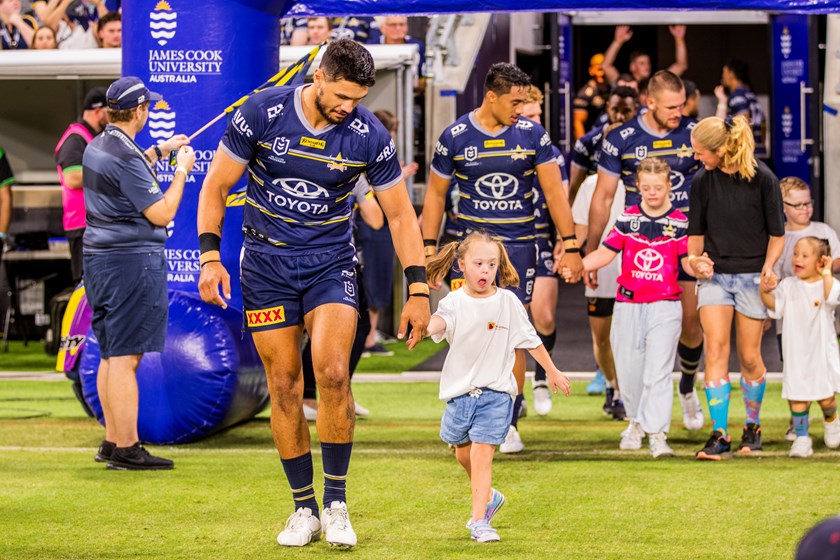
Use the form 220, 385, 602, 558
691, 115, 757, 180
797, 236, 831, 260
426, 231, 520, 289
636, 156, 671, 182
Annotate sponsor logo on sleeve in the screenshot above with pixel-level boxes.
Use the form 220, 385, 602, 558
619, 127, 635, 139
602, 139, 619, 157
515, 120, 533, 130
375, 139, 397, 162
435, 141, 449, 157
246, 305, 286, 327
349, 118, 369, 136
450, 123, 467, 137
540, 133, 551, 147
267, 103, 284, 120
232, 109, 253, 138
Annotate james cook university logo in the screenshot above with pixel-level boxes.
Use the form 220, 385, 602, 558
150, 0, 177, 46
149, 100, 176, 141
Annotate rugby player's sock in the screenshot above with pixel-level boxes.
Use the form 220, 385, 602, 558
321, 442, 352, 507
792, 409, 810, 437
281, 452, 319, 517
511, 394, 524, 428
704, 378, 731, 436
533, 330, 556, 383
822, 405, 838, 423
678, 342, 703, 395
740, 372, 766, 426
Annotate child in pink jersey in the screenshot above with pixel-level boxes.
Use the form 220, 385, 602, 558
575, 157, 707, 457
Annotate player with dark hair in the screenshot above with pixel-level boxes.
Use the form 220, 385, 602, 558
422, 62, 582, 454
715, 59, 766, 158
197, 38, 429, 548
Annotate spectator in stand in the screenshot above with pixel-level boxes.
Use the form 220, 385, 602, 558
331, 16, 379, 43
601, 25, 688, 85
683, 79, 700, 119
0, 0, 36, 50
306, 16, 331, 46
55, 87, 108, 284
380, 16, 425, 91
0, 146, 13, 258
31, 24, 57, 49
715, 59, 767, 159
573, 53, 610, 139
96, 10, 119, 48
43, 0, 102, 49
280, 17, 307, 46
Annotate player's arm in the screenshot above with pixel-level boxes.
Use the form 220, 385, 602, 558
423, 315, 446, 339
525, 344, 570, 396
420, 171, 451, 256
358, 194, 384, 230
568, 165, 588, 205
536, 161, 582, 281
0, 184, 10, 242
375, 180, 430, 348
573, 109, 588, 141
666, 25, 688, 76
196, 149, 247, 309
585, 171, 618, 256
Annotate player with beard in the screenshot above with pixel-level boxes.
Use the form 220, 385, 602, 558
586, 70, 705, 432
197, 39, 430, 548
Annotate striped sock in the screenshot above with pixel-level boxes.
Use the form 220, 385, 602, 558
678, 342, 703, 395
281, 452, 319, 517
822, 405, 838, 423
321, 442, 352, 507
792, 409, 810, 437
740, 373, 767, 426
705, 378, 731, 436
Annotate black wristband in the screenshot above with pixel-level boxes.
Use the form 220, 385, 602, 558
564, 247, 580, 254
409, 292, 430, 298
561, 235, 576, 241
423, 239, 437, 247
200, 260, 221, 268
404, 265, 427, 285
199, 232, 221, 254
153, 145, 163, 161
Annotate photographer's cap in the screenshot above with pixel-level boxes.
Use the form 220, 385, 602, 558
106, 76, 161, 110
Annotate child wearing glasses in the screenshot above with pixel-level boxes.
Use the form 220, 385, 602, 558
773, 177, 840, 441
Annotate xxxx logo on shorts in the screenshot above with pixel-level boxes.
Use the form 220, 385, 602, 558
450, 278, 465, 291
246, 305, 286, 327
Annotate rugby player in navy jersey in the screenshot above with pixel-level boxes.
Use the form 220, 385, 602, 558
586, 70, 706, 432
421, 63, 583, 454
196, 39, 429, 549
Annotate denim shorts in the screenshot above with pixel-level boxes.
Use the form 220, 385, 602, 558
83, 250, 168, 359
696, 272, 767, 320
440, 388, 514, 446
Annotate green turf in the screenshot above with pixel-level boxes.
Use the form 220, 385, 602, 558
353, 338, 443, 373
0, 379, 835, 559
0, 340, 57, 372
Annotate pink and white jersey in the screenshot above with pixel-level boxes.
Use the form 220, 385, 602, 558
602, 205, 688, 303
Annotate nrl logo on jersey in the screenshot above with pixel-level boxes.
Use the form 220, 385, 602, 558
511, 145, 527, 161
515, 120, 534, 130
635, 146, 648, 160
620, 127, 635, 140
272, 137, 289, 156
450, 123, 468, 137
327, 153, 348, 172
267, 103, 284, 120
349, 118, 369, 137
464, 146, 478, 162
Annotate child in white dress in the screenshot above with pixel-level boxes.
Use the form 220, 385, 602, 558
761, 236, 840, 457
424, 231, 570, 543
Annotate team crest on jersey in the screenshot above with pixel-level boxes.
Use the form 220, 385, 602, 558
677, 144, 693, 159
465, 146, 478, 162
630, 217, 640, 232
511, 145, 527, 161
662, 224, 676, 238
272, 137, 289, 156
328, 153, 348, 172
635, 146, 648, 160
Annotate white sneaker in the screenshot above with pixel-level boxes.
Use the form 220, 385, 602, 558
277, 507, 321, 547
619, 421, 644, 450
532, 381, 552, 416
789, 435, 814, 458
824, 417, 840, 448
322, 501, 357, 547
784, 425, 798, 442
499, 425, 524, 454
649, 432, 675, 458
679, 390, 704, 431
303, 403, 317, 422
354, 401, 370, 418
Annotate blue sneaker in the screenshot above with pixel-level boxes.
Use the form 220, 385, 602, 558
468, 520, 500, 542
587, 369, 606, 395
484, 488, 505, 524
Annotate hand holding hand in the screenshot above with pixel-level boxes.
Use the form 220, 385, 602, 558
760, 266, 779, 292
175, 146, 196, 172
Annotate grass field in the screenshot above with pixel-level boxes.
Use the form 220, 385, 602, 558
1, 379, 836, 559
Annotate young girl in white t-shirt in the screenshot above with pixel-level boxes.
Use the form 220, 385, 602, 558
424, 231, 570, 543
761, 236, 840, 458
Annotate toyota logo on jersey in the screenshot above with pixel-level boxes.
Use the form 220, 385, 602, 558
632, 248, 664, 281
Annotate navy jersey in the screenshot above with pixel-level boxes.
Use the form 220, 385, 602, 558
431, 112, 557, 242
571, 123, 607, 175
533, 146, 569, 239
332, 16, 379, 43
727, 86, 766, 157
219, 85, 402, 256
598, 115, 700, 213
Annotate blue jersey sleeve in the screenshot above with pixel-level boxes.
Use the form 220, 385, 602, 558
597, 127, 623, 177
533, 123, 555, 167
119, 156, 164, 213
571, 136, 592, 169
365, 119, 402, 191
430, 130, 455, 179
218, 96, 268, 165
557, 151, 568, 182
728, 91, 750, 116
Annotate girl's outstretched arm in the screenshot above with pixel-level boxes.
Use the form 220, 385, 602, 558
526, 344, 571, 396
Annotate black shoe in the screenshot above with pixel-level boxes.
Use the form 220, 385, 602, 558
611, 399, 627, 421
738, 423, 763, 453
602, 387, 615, 416
106, 443, 174, 471
696, 430, 732, 461
94, 440, 116, 463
